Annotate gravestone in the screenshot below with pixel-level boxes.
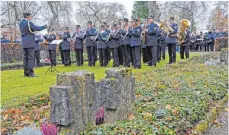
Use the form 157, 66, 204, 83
50, 68, 135, 134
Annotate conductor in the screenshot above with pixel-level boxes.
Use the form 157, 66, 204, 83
19, 12, 47, 77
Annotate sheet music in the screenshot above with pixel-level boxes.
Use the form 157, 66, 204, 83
50, 40, 63, 44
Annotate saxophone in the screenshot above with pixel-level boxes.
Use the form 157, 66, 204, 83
177, 19, 191, 45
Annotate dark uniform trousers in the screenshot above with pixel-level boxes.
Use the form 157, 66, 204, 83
180, 46, 190, 59
34, 50, 40, 67
121, 45, 131, 67
142, 47, 149, 63
148, 46, 157, 65
157, 43, 161, 62
87, 46, 95, 66
161, 42, 166, 60
60, 49, 64, 64
167, 43, 176, 63
209, 42, 214, 51
98, 48, 108, 66
48, 50, 56, 66
205, 43, 210, 51
111, 48, 119, 67
63, 50, 71, 66
75, 49, 83, 66
132, 46, 141, 68
118, 46, 123, 65
23, 48, 35, 76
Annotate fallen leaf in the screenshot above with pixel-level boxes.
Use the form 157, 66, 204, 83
224, 108, 228, 112
213, 120, 218, 124
1, 127, 7, 132
165, 105, 172, 110
3, 114, 9, 120
128, 114, 135, 120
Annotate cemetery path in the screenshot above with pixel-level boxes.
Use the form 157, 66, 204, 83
205, 103, 228, 135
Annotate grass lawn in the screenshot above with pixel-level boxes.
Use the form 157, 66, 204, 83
1, 52, 201, 108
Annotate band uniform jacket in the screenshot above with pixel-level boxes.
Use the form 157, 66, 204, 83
19, 19, 46, 48
145, 22, 159, 46
61, 32, 71, 50
165, 23, 178, 44
85, 28, 97, 47
44, 34, 57, 50
180, 31, 191, 46
129, 26, 142, 47
34, 35, 43, 51
72, 31, 85, 50
109, 30, 121, 49
97, 31, 109, 49
206, 32, 214, 43
120, 28, 131, 45
105, 29, 111, 48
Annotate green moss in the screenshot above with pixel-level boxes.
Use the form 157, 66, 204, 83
195, 120, 208, 133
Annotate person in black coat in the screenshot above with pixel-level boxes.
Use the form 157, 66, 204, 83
19, 12, 47, 77
61, 27, 71, 66
180, 30, 191, 59
120, 18, 131, 67
34, 34, 43, 67
85, 21, 97, 66
44, 29, 57, 66
145, 15, 159, 67
109, 23, 121, 67
72, 25, 85, 66
129, 19, 142, 69
97, 25, 109, 67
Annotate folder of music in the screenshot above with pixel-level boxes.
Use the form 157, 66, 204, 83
50, 40, 63, 44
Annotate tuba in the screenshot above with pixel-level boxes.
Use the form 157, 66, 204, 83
157, 20, 174, 35
177, 19, 191, 45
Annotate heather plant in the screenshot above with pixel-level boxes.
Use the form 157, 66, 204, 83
41, 123, 58, 135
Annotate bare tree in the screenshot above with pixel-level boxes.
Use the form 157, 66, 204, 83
159, 1, 208, 32
74, 1, 127, 28
147, 1, 161, 21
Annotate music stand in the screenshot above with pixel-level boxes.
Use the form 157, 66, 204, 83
45, 39, 63, 74
45, 65, 59, 74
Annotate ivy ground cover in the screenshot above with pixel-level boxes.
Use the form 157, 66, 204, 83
83, 53, 228, 135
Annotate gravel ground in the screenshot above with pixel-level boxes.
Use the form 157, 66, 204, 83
205, 103, 228, 135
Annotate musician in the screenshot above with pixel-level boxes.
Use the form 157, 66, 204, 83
72, 25, 85, 66
104, 23, 111, 62
180, 29, 191, 59
97, 25, 109, 67
195, 32, 202, 51
117, 21, 124, 66
206, 30, 215, 51
61, 27, 71, 66
120, 18, 131, 67
141, 19, 149, 64
157, 29, 163, 62
34, 34, 43, 67
19, 12, 47, 77
129, 19, 142, 69
44, 29, 57, 66
85, 21, 97, 66
160, 31, 167, 60
145, 15, 159, 66
190, 32, 196, 52
165, 17, 178, 64
109, 23, 121, 67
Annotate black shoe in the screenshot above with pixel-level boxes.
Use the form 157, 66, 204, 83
148, 63, 152, 66
28, 74, 38, 77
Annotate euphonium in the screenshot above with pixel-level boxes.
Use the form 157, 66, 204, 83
177, 19, 191, 45
158, 20, 174, 34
